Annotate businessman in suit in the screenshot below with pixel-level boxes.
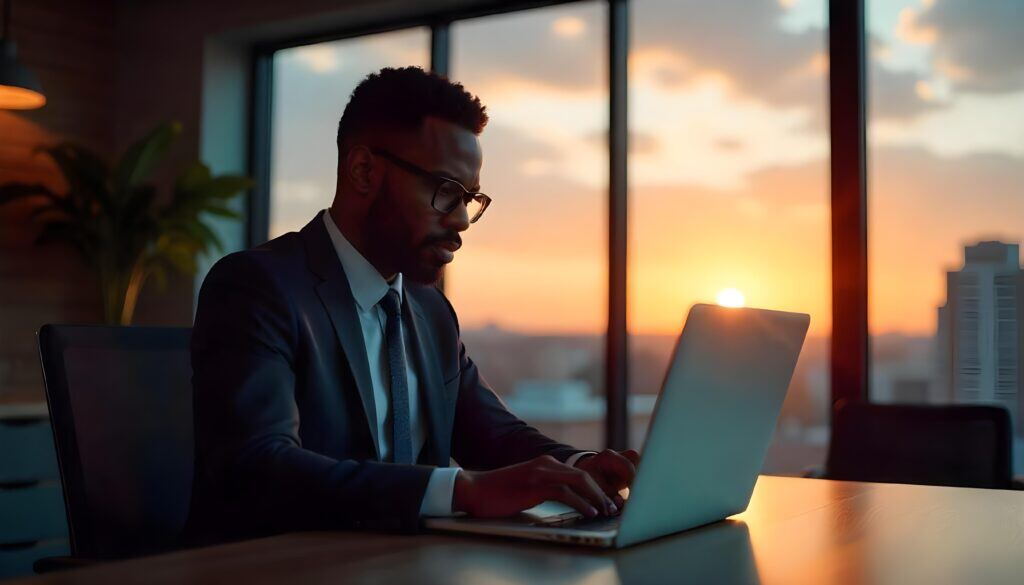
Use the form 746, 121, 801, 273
186, 67, 639, 544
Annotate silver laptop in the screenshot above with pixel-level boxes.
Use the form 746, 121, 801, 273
425, 303, 809, 548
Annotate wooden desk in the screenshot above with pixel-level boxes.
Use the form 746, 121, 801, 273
11, 476, 1024, 585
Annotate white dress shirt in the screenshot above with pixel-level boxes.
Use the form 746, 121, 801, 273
323, 210, 592, 517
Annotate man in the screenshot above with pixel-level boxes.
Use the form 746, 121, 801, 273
186, 67, 639, 544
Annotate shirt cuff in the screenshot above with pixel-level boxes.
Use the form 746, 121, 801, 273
566, 451, 598, 467
419, 467, 462, 517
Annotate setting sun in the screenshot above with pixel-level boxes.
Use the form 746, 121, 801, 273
716, 288, 746, 308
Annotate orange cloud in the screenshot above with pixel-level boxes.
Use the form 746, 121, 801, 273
895, 7, 938, 45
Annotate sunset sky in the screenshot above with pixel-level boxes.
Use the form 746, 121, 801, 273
270, 0, 1024, 339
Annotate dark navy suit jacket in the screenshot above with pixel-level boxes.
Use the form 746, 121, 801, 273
184, 211, 581, 544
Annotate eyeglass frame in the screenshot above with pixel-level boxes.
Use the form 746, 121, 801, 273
368, 147, 491, 223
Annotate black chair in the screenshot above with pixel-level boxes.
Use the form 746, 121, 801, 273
36, 325, 194, 570
824, 400, 1014, 489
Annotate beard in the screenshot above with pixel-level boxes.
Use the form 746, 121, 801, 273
402, 245, 446, 286
365, 189, 451, 286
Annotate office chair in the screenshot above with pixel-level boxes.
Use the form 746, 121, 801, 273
35, 325, 194, 571
824, 400, 1014, 489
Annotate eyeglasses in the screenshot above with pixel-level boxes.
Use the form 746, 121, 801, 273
369, 148, 491, 224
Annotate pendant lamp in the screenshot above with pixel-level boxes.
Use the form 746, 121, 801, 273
0, 0, 45, 109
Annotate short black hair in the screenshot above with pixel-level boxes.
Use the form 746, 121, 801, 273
337, 66, 488, 152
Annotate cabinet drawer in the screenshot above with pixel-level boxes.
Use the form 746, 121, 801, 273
0, 482, 68, 543
0, 419, 60, 483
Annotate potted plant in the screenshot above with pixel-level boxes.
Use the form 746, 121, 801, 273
0, 121, 252, 324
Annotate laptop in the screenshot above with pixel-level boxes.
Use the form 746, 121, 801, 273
425, 303, 810, 548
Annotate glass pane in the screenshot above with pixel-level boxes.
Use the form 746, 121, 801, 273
447, 2, 608, 450
630, 0, 831, 473
270, 29, 430, 238
868, 0, 1024, 472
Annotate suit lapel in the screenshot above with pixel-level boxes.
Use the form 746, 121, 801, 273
301, 212, 381, 460
405, 290, 452, 466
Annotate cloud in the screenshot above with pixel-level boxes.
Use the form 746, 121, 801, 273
714, 138, 743, 152
869, 62, 943, 119
631, 0, 934, 122
449, 0, 933, 126
912, 0, 1024, 92
451, 3, 606, 94
871, 89, 1024, 158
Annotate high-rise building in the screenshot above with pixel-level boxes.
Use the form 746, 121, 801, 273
936, 241, 1024, 436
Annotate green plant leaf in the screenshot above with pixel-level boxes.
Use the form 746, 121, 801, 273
114, 121, 182, 193
191, 219, 224, 253
34, 220, 97, 264
161, 239, 198, 274
41, 142, 113, 214
196, 175, 254, 200
201, 204, 241, 219
174, 161, 212, 194
165, 218, 222, 253
120, 185, 158, 227
148, 261, 169, 290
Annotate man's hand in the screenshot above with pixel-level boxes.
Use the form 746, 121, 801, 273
453, 455, 618, 519
574, 449, 640, 508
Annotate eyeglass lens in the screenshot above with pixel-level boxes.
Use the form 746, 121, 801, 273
436, 182, 486, 222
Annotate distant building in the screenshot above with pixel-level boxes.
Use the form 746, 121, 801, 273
502, 379, 658, 450
936, 241, 1024, 436
504, 380, 603, 422
503, 379, 657, 423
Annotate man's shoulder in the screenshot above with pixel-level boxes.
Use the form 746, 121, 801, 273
207, 231, 308, 285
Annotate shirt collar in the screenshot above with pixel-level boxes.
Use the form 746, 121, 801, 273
322, 210, 403, 312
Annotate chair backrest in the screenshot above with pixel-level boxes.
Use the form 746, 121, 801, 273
38, 325, 194, 559
825, 400, 1013, 489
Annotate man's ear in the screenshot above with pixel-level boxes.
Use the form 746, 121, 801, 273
343, 145, 380, 196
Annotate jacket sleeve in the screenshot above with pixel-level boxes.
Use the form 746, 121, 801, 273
190, 252, 433, 535
438, 292, 586, 471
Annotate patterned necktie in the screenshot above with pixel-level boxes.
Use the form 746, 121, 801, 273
380, 289, 413, 464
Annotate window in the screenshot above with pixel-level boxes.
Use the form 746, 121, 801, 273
629, 0, 831, 473
269, 28, 430, 238
446, 2, 608, 450
255, 2, 908, 463
867, 0, 1024, 472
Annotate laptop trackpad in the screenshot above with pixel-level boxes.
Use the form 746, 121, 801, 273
520, 501, 584, 524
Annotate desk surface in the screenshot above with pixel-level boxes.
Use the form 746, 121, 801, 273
12, 476, 1024, 585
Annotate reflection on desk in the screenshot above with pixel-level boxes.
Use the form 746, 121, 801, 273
400, 520, 757, 585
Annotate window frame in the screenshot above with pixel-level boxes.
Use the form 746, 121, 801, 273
248, 0, 870, 450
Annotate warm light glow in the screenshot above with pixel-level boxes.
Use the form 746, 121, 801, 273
716, 288, 746, 308
551, 16, 586, 38
292, 45, 338, 73
0, 85, 46, 110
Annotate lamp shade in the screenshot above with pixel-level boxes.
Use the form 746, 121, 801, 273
0, 38, 45, 109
